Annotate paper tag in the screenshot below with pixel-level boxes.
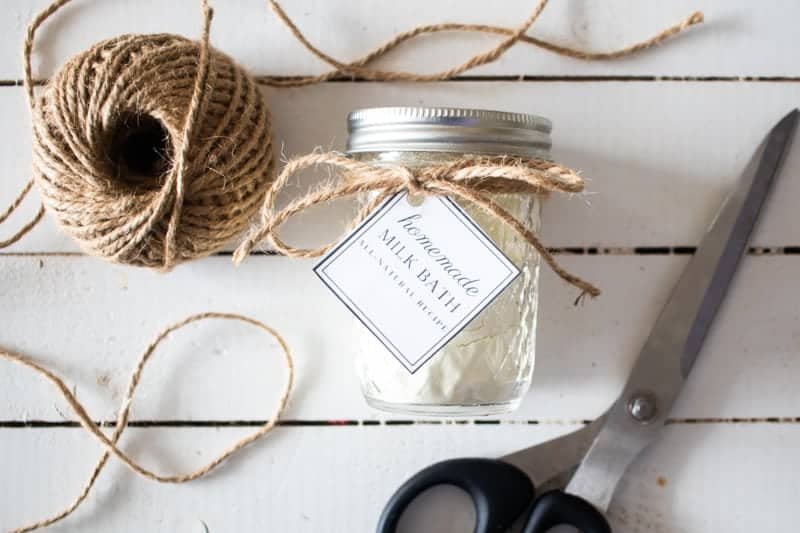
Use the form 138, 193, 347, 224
315, 192, 520, 374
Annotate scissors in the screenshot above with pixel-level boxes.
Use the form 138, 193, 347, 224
377, 109, 799, 533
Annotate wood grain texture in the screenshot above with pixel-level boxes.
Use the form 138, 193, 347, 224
1, 424, 799, 532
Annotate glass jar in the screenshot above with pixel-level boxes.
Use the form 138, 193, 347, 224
347, 107, 550, 416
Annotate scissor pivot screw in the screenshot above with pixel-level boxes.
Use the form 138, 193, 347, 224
628, 393, 657, 423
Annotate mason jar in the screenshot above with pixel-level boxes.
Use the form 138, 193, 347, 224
347, 107, 549, 416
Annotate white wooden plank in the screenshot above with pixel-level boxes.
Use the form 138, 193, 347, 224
0, 424, 577, 533
1, 0, 798, 79
609, 424, 800, 532
1, 81, 799, 253
2, 254, 798, 421
265, 82, 800, 250
0, 423, 797, 532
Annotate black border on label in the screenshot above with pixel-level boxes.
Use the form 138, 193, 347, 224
314, 193, 521, 374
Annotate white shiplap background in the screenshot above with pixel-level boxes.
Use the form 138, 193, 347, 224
1, 1, 799, 532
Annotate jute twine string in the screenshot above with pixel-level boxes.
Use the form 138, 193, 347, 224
0, 0, 704, 262
0, 1, 706, 530
2, 313, 293, 533
7, 0, 274, 270
262, 0, 704, 86
232, 153, 602, 300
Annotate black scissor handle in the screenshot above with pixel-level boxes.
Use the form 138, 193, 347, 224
376, 458, 534, 533
522, 490, 612, 533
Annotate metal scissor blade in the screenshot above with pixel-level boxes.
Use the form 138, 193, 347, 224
500, 418, 604, 488
677, 108, 798, 377
564, 109, 798, 512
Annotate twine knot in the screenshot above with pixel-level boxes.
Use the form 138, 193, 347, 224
234, 152, 601, 300
401, 168, 427, 195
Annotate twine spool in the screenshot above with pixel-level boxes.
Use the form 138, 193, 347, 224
29, 23, 272, 269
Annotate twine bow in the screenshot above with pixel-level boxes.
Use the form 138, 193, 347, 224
234, 152, 601, 300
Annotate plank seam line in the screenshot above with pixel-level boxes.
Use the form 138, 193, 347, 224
3, 246, 800, 258
264, 75, 800, 83
1, 417, 798, 428
2, 76, 800, 87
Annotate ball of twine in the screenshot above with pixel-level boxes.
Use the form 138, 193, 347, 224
30, 28, 273, 269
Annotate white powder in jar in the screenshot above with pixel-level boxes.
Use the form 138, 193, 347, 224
356, 193, 541, 415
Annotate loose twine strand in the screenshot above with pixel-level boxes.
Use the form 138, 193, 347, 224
162, 0, 213, 271
262, 0, 704, 86
0, 0, 66, 249
1, 0, 705, 530
2, 313, 294, 533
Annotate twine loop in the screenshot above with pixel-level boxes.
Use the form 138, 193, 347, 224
402, 167, 426, 196
233, 152, 601, 299
1, 312, 293, 533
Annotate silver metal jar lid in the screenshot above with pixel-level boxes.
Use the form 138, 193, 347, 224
346, 106, 552, 158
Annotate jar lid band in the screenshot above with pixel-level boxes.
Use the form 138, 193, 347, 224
346, 106, 552, 159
